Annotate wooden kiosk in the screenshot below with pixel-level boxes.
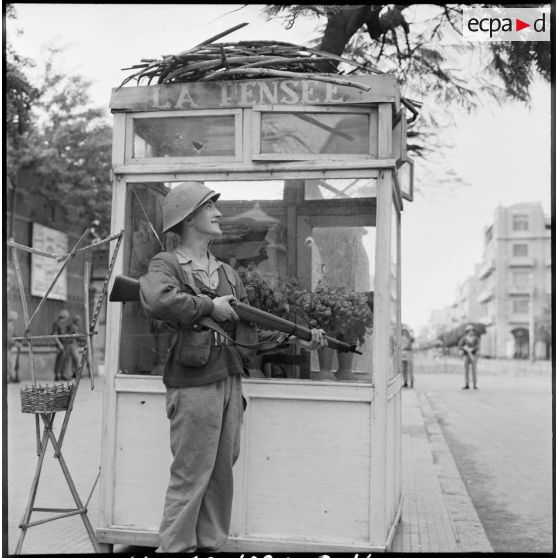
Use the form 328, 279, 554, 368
98, 73, 414, 552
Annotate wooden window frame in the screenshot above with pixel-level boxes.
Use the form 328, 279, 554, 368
251, 105, 379, 161
125, 108, 243, 164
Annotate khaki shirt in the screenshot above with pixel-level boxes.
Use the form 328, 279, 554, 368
174, 247, 221, 290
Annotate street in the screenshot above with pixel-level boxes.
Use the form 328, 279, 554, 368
414, 363, 553, 553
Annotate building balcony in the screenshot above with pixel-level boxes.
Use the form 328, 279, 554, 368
477, 286, 494, 303
508, 284, 531, 295
508, 314, 529, 325
508, 256, 535, 267
478, 259, 496, 279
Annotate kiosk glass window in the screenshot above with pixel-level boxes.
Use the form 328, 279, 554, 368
304, 178, 377, 200
254, 108, 378, 158
118, 179, 376, 384
129, 110, 241, 160
305, 225, 375, 382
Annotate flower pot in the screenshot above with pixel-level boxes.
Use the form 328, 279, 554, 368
314, 347, 337, 381
335, 350, 358, 381
317, 346, 334, 371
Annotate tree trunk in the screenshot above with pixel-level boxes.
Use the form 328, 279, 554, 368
316, 6, 372, 70
316, 5, 409, 71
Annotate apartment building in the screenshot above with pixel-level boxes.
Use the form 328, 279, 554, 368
452, 272, 482, 326
476, 202, 551, 359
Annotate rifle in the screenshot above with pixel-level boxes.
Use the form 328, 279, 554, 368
460, 345, 477, 361
109, 275, 362, 355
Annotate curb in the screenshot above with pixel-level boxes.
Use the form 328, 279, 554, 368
416, 391, 493, 552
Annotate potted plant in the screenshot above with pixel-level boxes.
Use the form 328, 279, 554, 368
236, 266, 309, 377
299, 284, 373, 381
236, 266, 307, 320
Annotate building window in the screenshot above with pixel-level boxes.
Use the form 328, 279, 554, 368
513, 243, 528, 257
513, 214, 529, 231
513, 299, 529, 314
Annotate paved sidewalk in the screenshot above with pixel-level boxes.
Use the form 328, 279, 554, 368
7, 377, 491, 554
391, 388, 492, 552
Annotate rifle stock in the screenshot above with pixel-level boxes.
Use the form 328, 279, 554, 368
109, 275, 362, 355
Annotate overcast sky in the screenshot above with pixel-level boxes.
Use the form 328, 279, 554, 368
8, 4, 552, 333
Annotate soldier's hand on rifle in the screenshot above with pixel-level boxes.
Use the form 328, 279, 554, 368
211, 295, 239, 322
290, 328, 327, 350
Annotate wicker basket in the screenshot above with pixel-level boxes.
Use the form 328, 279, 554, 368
20, 383, 73, 414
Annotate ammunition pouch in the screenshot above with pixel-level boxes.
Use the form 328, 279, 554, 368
175, 327, 213, 368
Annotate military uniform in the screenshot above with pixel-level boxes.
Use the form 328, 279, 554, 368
400, 330, 414, 388
139, 182, 324, 552
140, 247, 286, 552
458, 330, 479, 389
52, 312, 71, 381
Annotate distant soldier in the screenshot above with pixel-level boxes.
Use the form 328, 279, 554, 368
52, 310, 71, 381
7, 310, 21, 383
66, 315, 82, 378
401, 326, 415, 388
458, 324, 480, 390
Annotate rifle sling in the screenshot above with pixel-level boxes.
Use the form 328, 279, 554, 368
197, 316, 289, 352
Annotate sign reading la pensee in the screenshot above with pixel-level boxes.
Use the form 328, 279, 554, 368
109, 75, 397, 112
31, 223, 68, 301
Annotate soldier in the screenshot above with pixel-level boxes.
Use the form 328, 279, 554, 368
66, 315, 82, 378
140, 182, 326, 553
400, 326, 414, 388
7, 310, 21, 383
51, 310, 71, 381
458, 324, 480, 390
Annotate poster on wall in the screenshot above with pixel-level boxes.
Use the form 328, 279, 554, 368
31, 223, 68, 301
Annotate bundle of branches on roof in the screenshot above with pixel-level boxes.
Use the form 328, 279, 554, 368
118, 22, 381, 91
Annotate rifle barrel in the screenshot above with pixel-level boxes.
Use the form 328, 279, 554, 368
232, 301, 362, 355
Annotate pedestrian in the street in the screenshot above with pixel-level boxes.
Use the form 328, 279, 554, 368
66, 315, 82, 378
7, 310, 21, 383
458, 324, 480, 390
140, 182, 327, 553
52, 310, 71, 381
401, 325, 414, 388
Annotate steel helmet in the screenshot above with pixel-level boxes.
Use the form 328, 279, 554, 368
162, 182, 220, 234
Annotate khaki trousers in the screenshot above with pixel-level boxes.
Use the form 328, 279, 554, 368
464, 355, 478, 387
157, 375, 243, 553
